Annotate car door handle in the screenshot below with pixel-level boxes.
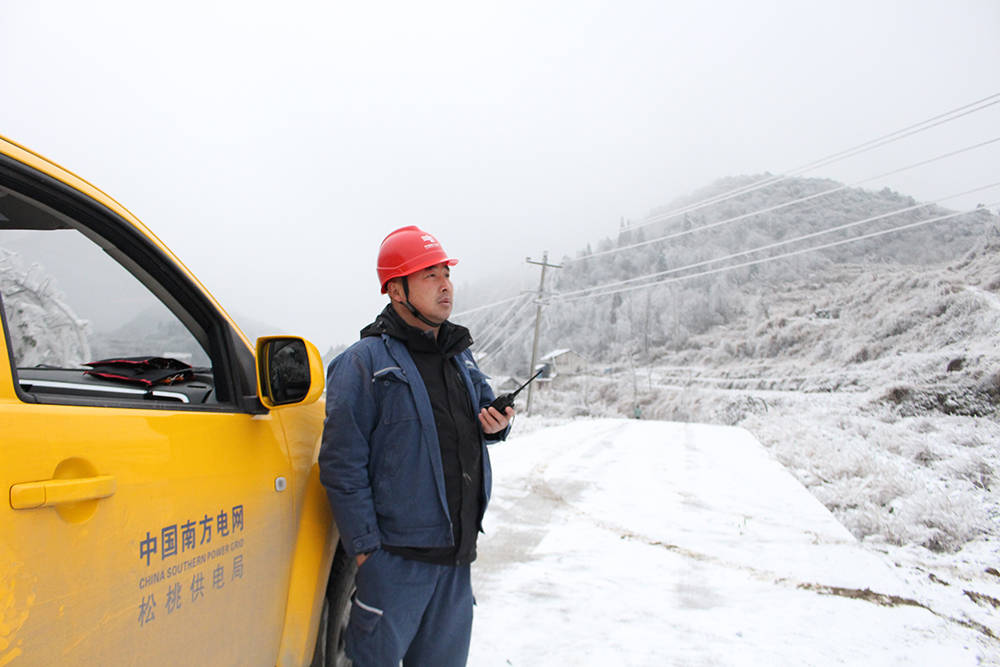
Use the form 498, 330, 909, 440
10, 475, 117, 509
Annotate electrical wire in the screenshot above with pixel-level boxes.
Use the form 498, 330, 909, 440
553, 199, 1000, 303
455, 295, 518, 342
569, 130, 1000, 263
448, 293, 532, 362
469, 294, 534, 354
477, 313, 537, 363
554, 180, 1000, 300
460, 169, 983, 345
478, 308, 535, 358
451, 293, 523, 319
601, 91, 1000, 240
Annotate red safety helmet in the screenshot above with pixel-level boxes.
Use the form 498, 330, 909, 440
376, 225, 458, 293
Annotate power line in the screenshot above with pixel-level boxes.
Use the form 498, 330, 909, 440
570, 130, 1000, 264
477, 312, 537, 363
553, 199, 999, 303
470, 183, 991, 363
452, 292, 523, 319
462, 294, 525, 341
471, 294, 534, 355
554, 180, 1000, 300
470, 296, 530, 350
610, 91, 1000, 239
454, 93, 1000, 327
451, 293, 533, 362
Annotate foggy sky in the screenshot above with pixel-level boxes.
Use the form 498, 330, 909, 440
3, 0, 998, 351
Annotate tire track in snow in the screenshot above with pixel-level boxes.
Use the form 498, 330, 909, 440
476, 421, 624, 578
528, 473, 1000, 645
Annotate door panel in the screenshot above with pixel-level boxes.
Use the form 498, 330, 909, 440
1, 396, 295, 665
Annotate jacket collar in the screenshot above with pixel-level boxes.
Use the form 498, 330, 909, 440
361, 305, 473, 358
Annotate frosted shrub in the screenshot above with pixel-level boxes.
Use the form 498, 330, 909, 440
887, 485, 987, 552
956, 432, 985, 449
857, 467, 916, 507
885, 314, 920, 338
945, 452, 993, 492
876, 409, 900, 425
811, 478, 861, 513
840, 502, 891, 542
979, 370, 1000, 395
811, 441, 873, 482
900, 438, 943, 466
833, 482, 984, 553
848, 346, 872, 363
815, 339, 834, 361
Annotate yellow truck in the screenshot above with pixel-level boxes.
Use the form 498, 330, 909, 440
0, 136, 354, 665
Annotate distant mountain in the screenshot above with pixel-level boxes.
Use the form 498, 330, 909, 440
91, 308, 285, 368
481, 175, 998, 372
640, 174, 990, 266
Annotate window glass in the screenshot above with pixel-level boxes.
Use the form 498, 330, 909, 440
0, 187, 216, 405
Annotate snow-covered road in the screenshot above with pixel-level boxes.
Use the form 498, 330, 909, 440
469, 419, 994, 665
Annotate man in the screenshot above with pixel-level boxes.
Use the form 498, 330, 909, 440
319, 225, 513, 666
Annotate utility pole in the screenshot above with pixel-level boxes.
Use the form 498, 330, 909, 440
525, 252, 562, 415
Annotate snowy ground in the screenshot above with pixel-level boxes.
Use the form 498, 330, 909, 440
469, 418, 998, 666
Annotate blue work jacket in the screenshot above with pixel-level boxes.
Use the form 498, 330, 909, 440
319, 333, 508, 558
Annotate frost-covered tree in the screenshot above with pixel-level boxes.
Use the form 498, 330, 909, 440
0, 249, 90, 368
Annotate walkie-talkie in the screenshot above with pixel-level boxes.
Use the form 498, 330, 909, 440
488, 369, 544, 414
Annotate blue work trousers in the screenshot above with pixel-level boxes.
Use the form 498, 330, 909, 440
346, 549, 474, 667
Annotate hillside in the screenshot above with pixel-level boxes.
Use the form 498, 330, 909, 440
490, 175, 997, 371
525, 238, 1000, 542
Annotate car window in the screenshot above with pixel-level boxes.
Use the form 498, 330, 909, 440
0, 186, 220, 407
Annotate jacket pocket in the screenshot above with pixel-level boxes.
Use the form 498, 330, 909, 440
371, 366, 417, 424
350, 594, 384, 634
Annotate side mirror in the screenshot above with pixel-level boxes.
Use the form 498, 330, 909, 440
255, 336, 325, 409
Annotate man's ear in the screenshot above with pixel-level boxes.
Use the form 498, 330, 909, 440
386, 279, 404, 303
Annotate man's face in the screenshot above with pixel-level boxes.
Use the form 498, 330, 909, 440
393, 262, 454, 323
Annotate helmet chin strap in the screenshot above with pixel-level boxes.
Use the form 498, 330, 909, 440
401, 277, 445, 328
